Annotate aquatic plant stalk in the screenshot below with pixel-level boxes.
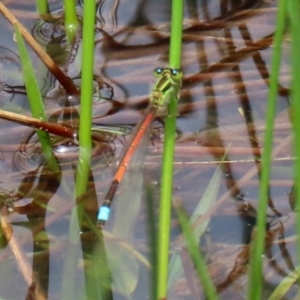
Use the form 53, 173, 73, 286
61, 0, 96, 299
64, 0, 80, 43
157, 0, 184, 299
146, 186, 158, 300
287, 0, 300, 290
14, 24, 59, 172
246, 0, 287, 299
36, 0, 50, 16
0, 109, 75, 138
73, 0, 96, 224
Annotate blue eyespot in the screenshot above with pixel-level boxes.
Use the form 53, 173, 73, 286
171, 69, 180, 76
171, 68, 182, 79
154, 67, 163, 75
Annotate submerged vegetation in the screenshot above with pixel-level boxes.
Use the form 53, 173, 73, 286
0, 0, 298, 299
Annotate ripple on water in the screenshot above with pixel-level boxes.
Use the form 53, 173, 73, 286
13, 130, 116, 174
0, 46, 29, 111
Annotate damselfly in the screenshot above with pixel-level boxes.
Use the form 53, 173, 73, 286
97, 67, 182, 227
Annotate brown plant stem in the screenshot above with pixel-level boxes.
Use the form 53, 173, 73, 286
0, 2, 80, 98
0, 207, 47, 300
0, 109, 107, 144
0, 109, 76, 138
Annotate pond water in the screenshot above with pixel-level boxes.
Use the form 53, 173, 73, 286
0, 0, 296, 299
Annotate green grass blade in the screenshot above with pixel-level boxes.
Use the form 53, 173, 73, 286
267, 267, 300, 300
157, 0, 184, 298
246, 0, 287, 299
14, 24, 58, 170
168, 164, 222, 288
14, 24, 47, 123
175, 206, 219, 300
288, 0, 300, 291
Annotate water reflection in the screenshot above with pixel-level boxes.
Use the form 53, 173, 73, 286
0, 0, 296, 299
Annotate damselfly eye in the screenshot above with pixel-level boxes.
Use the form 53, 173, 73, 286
171, 69, 182, 79
154, 67, 163, 77
171, 69, 179, 76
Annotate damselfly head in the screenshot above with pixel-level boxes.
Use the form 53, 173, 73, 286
153, 67, 182, 80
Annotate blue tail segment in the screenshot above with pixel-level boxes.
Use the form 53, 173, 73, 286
97, 206, 110, 224
97, 181, 119, 227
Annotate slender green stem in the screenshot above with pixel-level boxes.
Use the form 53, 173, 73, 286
36, 0, 50, 16
64, 0, 80, 43
69, 0, 96, 241
146, 186, 158, 300
74, 0, 96, 203
288, 0, 300, 289
169, 3, 183, 70
247, 0, 287, 299
157, 0, 184, 299
61, 1, 96, 299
